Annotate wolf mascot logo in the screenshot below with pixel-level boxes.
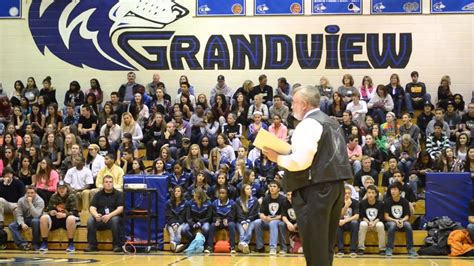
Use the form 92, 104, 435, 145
28, 0, 189, 70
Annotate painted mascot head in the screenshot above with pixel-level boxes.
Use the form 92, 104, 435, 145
29, 0, 189, 70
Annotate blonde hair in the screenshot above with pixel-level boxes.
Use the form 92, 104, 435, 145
121, 112, 137, 135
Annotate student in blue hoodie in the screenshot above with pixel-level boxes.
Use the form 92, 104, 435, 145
205, 187, 236, 254
235, 184, 260, 254
165, 186, 187, 253
181, 188, 212, 248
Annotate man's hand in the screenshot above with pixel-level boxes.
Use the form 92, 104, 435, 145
27, 197, 33, 205
95, 214, 103, 222
243, 223, 248, 231
223, 219, 228, 227
215, 219, 221, 227
102, 214, 111, 223
21, 223, 29, 231
339, 219, 346, 227
344, 198, 352, 208
396, 220, 403, 228
262, 148, 280, 163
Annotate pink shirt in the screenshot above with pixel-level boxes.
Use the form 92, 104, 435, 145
269, 124, 288, 140
36, 170, 59, 192
347, 144, 362, 159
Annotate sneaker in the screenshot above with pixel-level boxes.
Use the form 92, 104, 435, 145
336, 251, 344, 257
379, 249, 386, 255
230, 249, 236, 254
255, 247, 265, 253
408, 248, 418, 257
385, 248, 393, 256
175, 244, 185, 253
19, 243, 30, 251
39, 242, 48, 252
242, 243, 250, 254
357, 249, 364, 255
269, 249, 277, 256
170, 242, 176, 252
279, 250, 287, 256
350, 252, 357, 258
204, 247, 212, 254
84, 246, 98, 252
238, 242, 245, 252
66, 243, 75, 253
113, 246, 123, 253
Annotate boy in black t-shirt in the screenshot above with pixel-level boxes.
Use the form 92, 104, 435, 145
336, 186, 360, 257
384, 171, 417, 215
468, 199, 474, 242
357, 185, 385, 255
78, 104, 98, 144
254, 181, 287, 255
384, 181, 417, 257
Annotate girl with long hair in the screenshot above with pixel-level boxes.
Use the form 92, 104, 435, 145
34, 158, 59, 204
86, 78, 104, 105
328, 92, 346, 122
235, 183, 260, 254
28, 103, 45, 133
45, 103, 63, 130
166, 186, 188, 253
39, 76, 57, 106
159, 145, 175, 172
120, 112, 143, 146
455, 133, 470, 161
41, 132, 62, 168
22, 77, 39, 105
17, 155, 34, 186
100, 115, 121, 148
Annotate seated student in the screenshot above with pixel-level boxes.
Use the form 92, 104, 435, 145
357, 185, 385, 255
209, 171, 237, 200
384, 181, 418, 257
91, 153, 124, 200
205, 187, 236, 254
181, 188, 212, 250
468, 199, 474, 241
39, 181, 79, 253
34, 158, 59, 205
85, 175, 124, 252
235, 184, 259, 254
358, 175, 376, 200
78, 104, 98, 144
347, 134, 363, 174
282, 191, 303, 254
64, 156, 94, 212
254, 181, 288, 255
385, 171, 417, 215
354, 156, 379, 191
221, 113, 243, 153
426, 121, 451, 160
167, 162, 191, 195
119, 148, 134, 174
166, 186, 187, 253
336, 185, 360, 257
8, 186, 44, 250
0, 167, 26, 228
382, 157, 400, 193
187, 171, 211, 200
236, 170, 265, 203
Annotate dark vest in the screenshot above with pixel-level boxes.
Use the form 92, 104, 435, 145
283, 110, 353, 192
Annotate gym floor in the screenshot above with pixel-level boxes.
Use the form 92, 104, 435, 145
0, 251, 472, 265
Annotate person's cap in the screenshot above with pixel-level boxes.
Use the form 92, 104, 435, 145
182, 137, 191, 144
58, 180, 67, 188
2, 166, 14, 176
424, 101, 434, 109
447, 100, 455, 106
217, 75, 225, 81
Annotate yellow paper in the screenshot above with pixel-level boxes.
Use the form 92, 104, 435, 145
253, 128, 292, 155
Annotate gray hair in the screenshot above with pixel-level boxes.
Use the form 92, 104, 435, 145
293, 85, 320, 108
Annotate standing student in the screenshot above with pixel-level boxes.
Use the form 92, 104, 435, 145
264, 86, 352, 266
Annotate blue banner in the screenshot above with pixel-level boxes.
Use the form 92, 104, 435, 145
431, 0, 474, 13
312, 0, 362, 15
0, 0, 21, 18
196, 0, 245, 16
255, 0, 304, 15
425, 172, 472, 227
371, 0, 422, 14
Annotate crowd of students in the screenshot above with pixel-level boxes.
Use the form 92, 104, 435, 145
0, 71, 473, 255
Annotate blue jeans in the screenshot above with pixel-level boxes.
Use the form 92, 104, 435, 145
370, 108, 386, 124
181, 222, 210, 244
167, 224, 186, 245
398, 160, 413, 180
254, 219, 287, 251
87, 216, 123, 248
467, 224, 474, 242
405, 93, 432, 112
393, 97, 403, 117
336, 220, 359, 252
9, 217, 41, 247
320, 98, 330, 114
207, 221, 236, 249
236, 221, 256, 244
386, 221, 414, 249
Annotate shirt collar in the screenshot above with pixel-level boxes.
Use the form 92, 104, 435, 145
303, 108, 320, 119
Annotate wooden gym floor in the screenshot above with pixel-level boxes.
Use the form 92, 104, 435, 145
0, 250, 472, 265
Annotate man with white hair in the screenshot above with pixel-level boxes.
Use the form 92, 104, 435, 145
264, 85, 352, 266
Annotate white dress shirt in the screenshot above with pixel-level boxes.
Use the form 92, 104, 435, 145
277, 108, 323, 172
